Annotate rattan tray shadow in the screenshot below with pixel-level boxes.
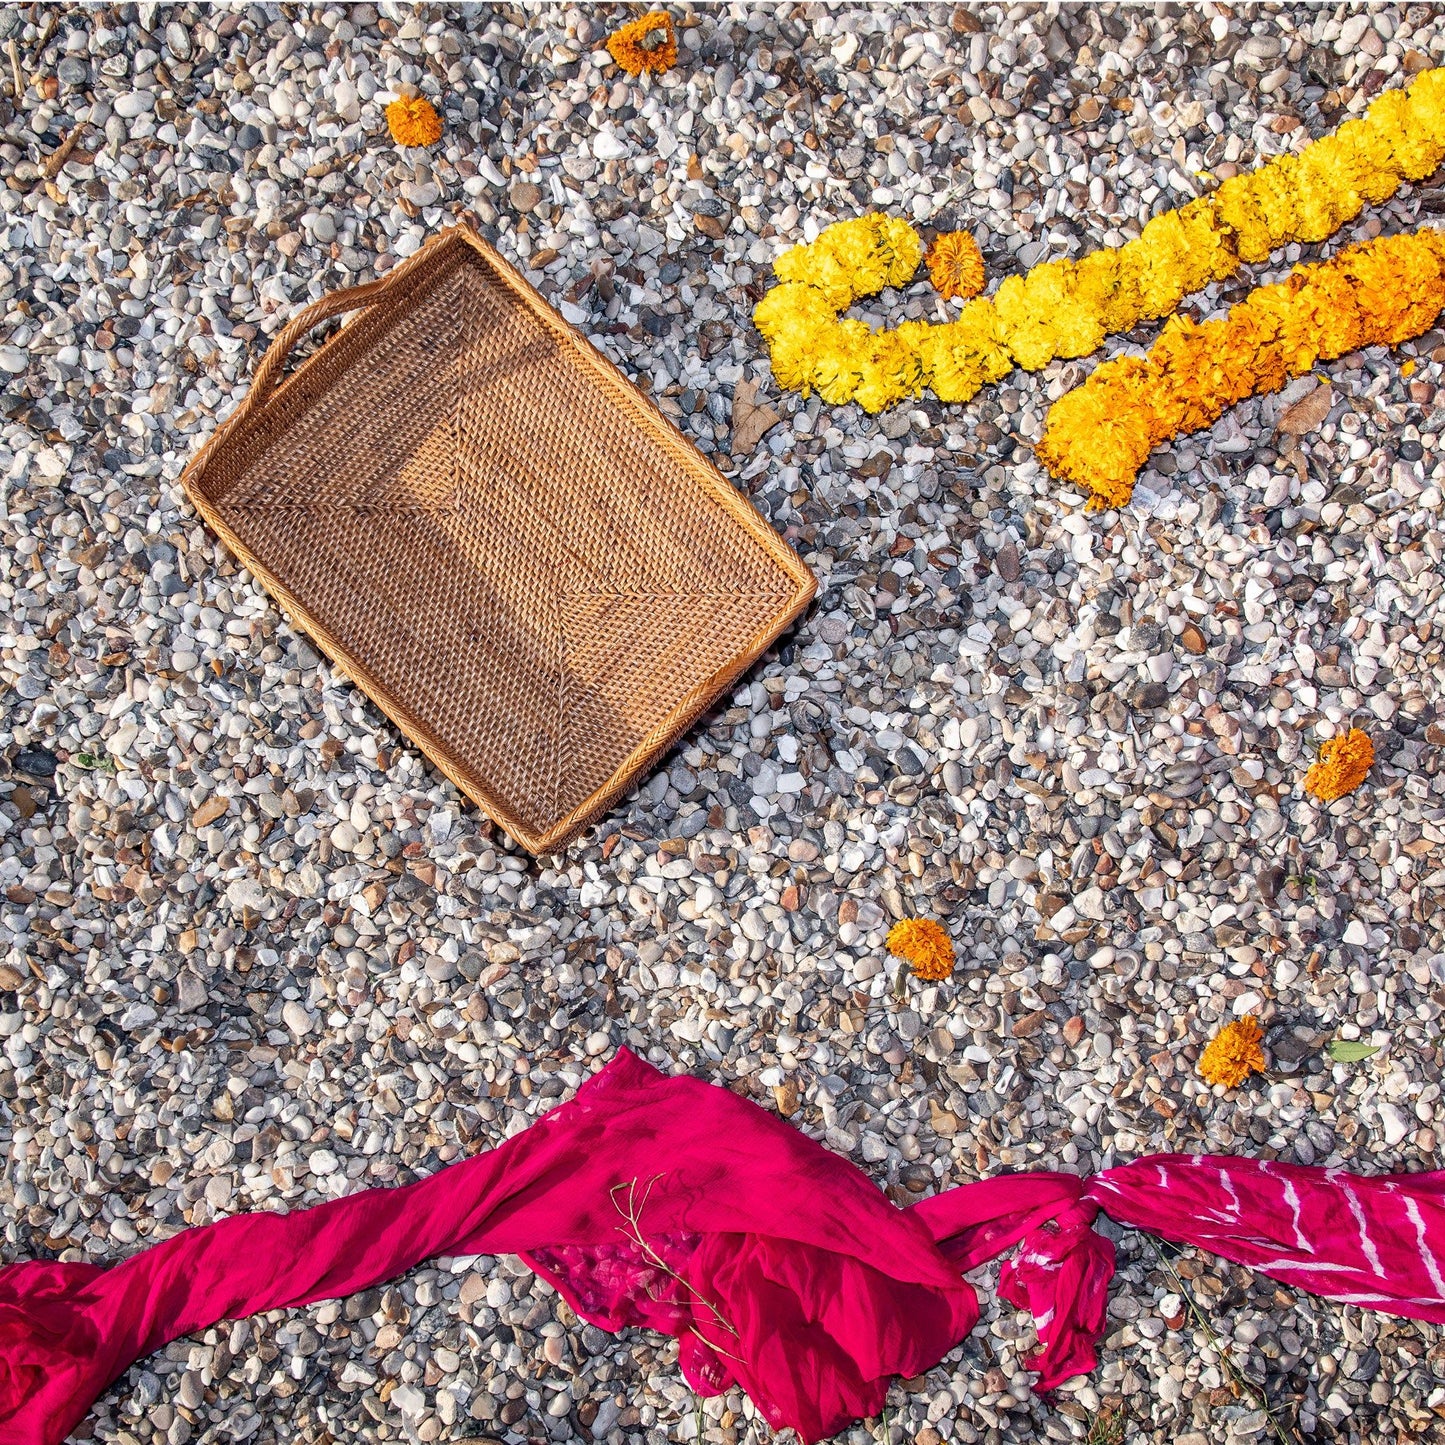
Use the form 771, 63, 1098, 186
181, 222, 815, 854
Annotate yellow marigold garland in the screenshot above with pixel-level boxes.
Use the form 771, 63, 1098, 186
1304, 727, 1375, 802
606, 11, 677, 76
1199, 1016, 1267, 1088
886, 917, 955, 982
926, 231, 986, 301
752, 67, 1445, 413
386, 95, 442, 148
1037, 229, 1445, 509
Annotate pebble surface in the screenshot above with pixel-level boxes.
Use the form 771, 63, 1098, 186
2, 4, 1445, 1445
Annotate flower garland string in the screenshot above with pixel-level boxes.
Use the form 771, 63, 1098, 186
753, 67, 1445, 416
1036, 229, 1445, 508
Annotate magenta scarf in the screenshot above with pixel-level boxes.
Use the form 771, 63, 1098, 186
4, 1049, 1444, 1444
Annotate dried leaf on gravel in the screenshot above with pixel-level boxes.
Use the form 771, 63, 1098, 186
730, 377, 781, 454
1277, 383, 1334, 436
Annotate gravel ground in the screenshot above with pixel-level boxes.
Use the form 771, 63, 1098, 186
4, 3, 1445, 1444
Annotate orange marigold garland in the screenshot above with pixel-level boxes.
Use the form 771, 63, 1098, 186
606, 12, 677, 76
925, 231, 986, 301
1199, 1016, 1267, 1088
386, 95, 442, 148
886, 917, 955, 982
1037, 229, 1445, 509
1304, 727, 1375, 802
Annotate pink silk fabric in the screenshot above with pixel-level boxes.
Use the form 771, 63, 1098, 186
4, 1048, 1444, 1445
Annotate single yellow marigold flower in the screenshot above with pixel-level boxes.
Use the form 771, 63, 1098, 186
1199, 1016, 1266, 1089
1304, 727, 1375, 802
926, 230, 986, 301
606, 11, 676, 76
386, 95, 442, 148
886, 917, 955, 982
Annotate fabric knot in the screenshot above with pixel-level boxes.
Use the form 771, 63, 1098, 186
997, 1198, 1114, 1390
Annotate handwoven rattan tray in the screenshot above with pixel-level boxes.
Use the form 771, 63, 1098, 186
181, 223, 815, 854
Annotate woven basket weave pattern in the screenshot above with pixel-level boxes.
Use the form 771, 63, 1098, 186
182, 226, 815, 853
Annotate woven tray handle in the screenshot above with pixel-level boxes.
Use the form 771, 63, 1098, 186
250, 273, 395, 407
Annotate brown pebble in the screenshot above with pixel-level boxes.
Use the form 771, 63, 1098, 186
192, 795, 229, 828
509, 181, 541, 214
1012, 1009, 1046, 1038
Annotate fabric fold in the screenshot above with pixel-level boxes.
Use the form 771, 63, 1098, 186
3, 1049, 1443, 1445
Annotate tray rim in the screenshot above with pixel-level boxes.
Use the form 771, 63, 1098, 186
179, 220, 816, 854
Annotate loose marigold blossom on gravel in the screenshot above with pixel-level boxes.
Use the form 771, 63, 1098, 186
886, 917, 955, 982
1304, 727, 1375, 802
386, 95, 442, 147
1199, 1016, 1267, 1088
606, 11, 677, 76
925, 231, 986, 301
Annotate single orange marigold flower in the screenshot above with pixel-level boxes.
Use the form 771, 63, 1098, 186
386, 95, 442, 148
1304, 727, 1375, 802
925, 230, 986, 301
1199, 1016, 1266, 1088
886, 917, 955, 982
606, 11, 677, 76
